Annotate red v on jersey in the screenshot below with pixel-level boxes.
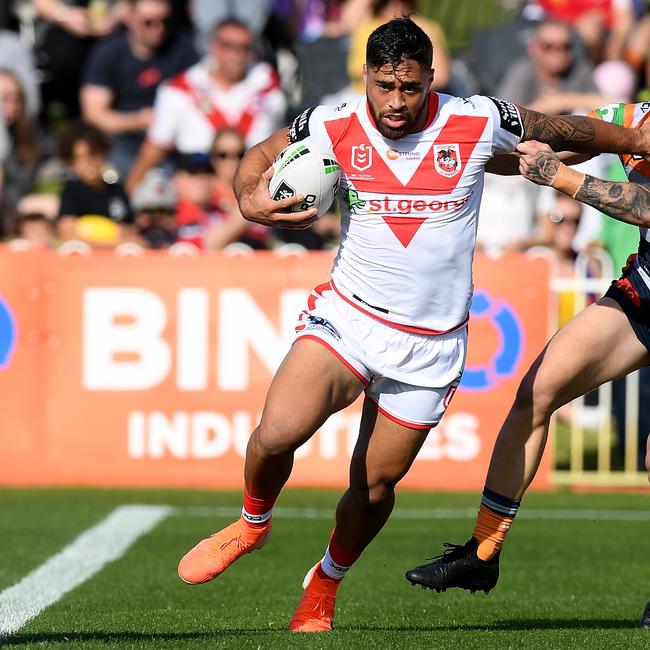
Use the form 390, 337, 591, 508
381, 216, 427, 247
325, 112, 489, 195
168, 74, 255, 136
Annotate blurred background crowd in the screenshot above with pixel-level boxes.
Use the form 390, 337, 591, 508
1, 0, 649, 467
0, 0, 648, 262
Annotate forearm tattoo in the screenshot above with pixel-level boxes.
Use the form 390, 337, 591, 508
575, 176, 650, 226
524, 151, 561, 186
522, 110, 596, 151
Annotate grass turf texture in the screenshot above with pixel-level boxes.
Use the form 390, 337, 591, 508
1, 488, 648, 649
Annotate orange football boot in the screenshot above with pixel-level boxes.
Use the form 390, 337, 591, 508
178, 517, 271, 585
289, 562, 341, 633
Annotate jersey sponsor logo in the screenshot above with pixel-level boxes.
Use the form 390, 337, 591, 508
344, 187, 366, 213
434, 144, 461, 178
367, 194, 471, 214
487, 97, 523, 137
305, 315, 341, 340
0, 297, 17, 371
641, 102, 650, 113
351, 144, 373, 171
385, 148, 421, 161
289, 107, 315, 142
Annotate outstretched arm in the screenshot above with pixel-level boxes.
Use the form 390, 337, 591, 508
518, 140, 650, 228
519, 107, 650, 157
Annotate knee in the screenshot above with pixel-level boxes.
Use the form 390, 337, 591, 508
349, 476, 396, 513
513, 368, 560, 422
251, 418, 304, 458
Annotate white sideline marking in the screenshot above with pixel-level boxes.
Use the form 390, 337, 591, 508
0, 505, 170, 639
174, 505, 650, 522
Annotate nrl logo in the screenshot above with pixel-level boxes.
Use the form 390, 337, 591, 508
434, 144, 461, 178
351, 144, 373, 171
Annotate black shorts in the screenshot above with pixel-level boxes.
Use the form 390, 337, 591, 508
604, 250, 650, 352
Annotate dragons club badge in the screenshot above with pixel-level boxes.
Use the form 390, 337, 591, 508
434, 144, 461, 178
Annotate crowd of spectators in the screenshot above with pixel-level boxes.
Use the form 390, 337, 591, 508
1, 0, 648, 462
0, 0, 649, 261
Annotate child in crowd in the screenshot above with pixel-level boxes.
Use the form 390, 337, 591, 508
57, 122, 134, 247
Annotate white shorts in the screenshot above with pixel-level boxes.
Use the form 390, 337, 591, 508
295, 281, 467, 429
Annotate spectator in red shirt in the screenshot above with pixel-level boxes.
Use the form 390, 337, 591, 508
173, 152, 247, 250
81, 0, 197, 176
210, 128, 270, 249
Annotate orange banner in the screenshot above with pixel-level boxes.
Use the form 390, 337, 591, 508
0, 248, 551, 490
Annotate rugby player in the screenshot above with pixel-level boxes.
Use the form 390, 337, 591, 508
177, 20, 650, 632
405, 105, 650, 630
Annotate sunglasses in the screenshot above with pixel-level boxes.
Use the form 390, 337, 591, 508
539, 40, 572, 52
142, 17, 169, 28
212, 150, 246, 160
216, 39, 255, 53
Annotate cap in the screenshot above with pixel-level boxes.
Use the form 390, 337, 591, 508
176, 152, 215, 175
131, 168, 177, 211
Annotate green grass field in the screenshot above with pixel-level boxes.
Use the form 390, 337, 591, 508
1, 488, 649, 649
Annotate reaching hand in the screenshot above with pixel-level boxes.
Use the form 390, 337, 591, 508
238, 167, 319, 229
516, 140, 561, 186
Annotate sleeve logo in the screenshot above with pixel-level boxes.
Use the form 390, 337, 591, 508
289, 107, 315, 143
487, 97, 523, 137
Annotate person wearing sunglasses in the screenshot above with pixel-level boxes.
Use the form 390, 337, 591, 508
126, 17, 285, 194
497, 19, 612, 117
81, 0, 198, 177
209, 129, 269, 249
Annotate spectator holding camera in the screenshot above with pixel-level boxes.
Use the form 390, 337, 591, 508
81, 0, 197, 176
126, 17, 285, 193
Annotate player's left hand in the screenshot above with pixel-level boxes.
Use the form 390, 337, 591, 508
516, 140, 561, 186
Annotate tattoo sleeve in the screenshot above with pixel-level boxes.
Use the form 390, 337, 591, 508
520, 107, 645, 155
575, 176, 650, 227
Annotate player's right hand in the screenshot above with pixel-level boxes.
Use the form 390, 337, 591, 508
239, 167, 318, 229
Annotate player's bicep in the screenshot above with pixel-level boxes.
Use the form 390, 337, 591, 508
253, 128, 291, 167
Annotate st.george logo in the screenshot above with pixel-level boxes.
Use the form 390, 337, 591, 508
351, 144, 373, 171
434, 144, 461, 178
0, 297, 17, 370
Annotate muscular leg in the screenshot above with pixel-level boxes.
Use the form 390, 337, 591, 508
245, 338, 365, 498
487, 298, 650, 499
178, 338, 365, 585
334, 398, 430, 554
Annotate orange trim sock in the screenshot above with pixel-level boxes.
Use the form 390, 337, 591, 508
473, 503, 514, 561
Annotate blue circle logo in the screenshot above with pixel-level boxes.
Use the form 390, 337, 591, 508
462, 291, 523, 391
0, 297, 17, 370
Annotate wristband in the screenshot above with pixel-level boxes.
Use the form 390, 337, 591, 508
551, 163, 585, 199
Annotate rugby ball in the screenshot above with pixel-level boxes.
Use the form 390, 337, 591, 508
269, 138, 340, 218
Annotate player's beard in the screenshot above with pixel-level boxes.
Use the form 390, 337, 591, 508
368, 102, 419, 140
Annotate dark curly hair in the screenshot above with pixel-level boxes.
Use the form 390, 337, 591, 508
366, 16, 432, 71
58, 121, 110, 162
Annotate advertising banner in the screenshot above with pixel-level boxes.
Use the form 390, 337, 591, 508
0, 249, 551, 490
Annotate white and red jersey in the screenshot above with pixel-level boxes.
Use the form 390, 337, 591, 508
289, 93, 523, 333
148, 58, 286, 152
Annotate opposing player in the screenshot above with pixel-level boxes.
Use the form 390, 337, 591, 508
405, 104, 650, 615
177, 20, 650, 632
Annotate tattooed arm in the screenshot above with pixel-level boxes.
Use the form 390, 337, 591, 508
518, 140, 650, 227
519, 106, 650, 156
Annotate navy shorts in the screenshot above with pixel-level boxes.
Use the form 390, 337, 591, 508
604, 252, 650, 352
